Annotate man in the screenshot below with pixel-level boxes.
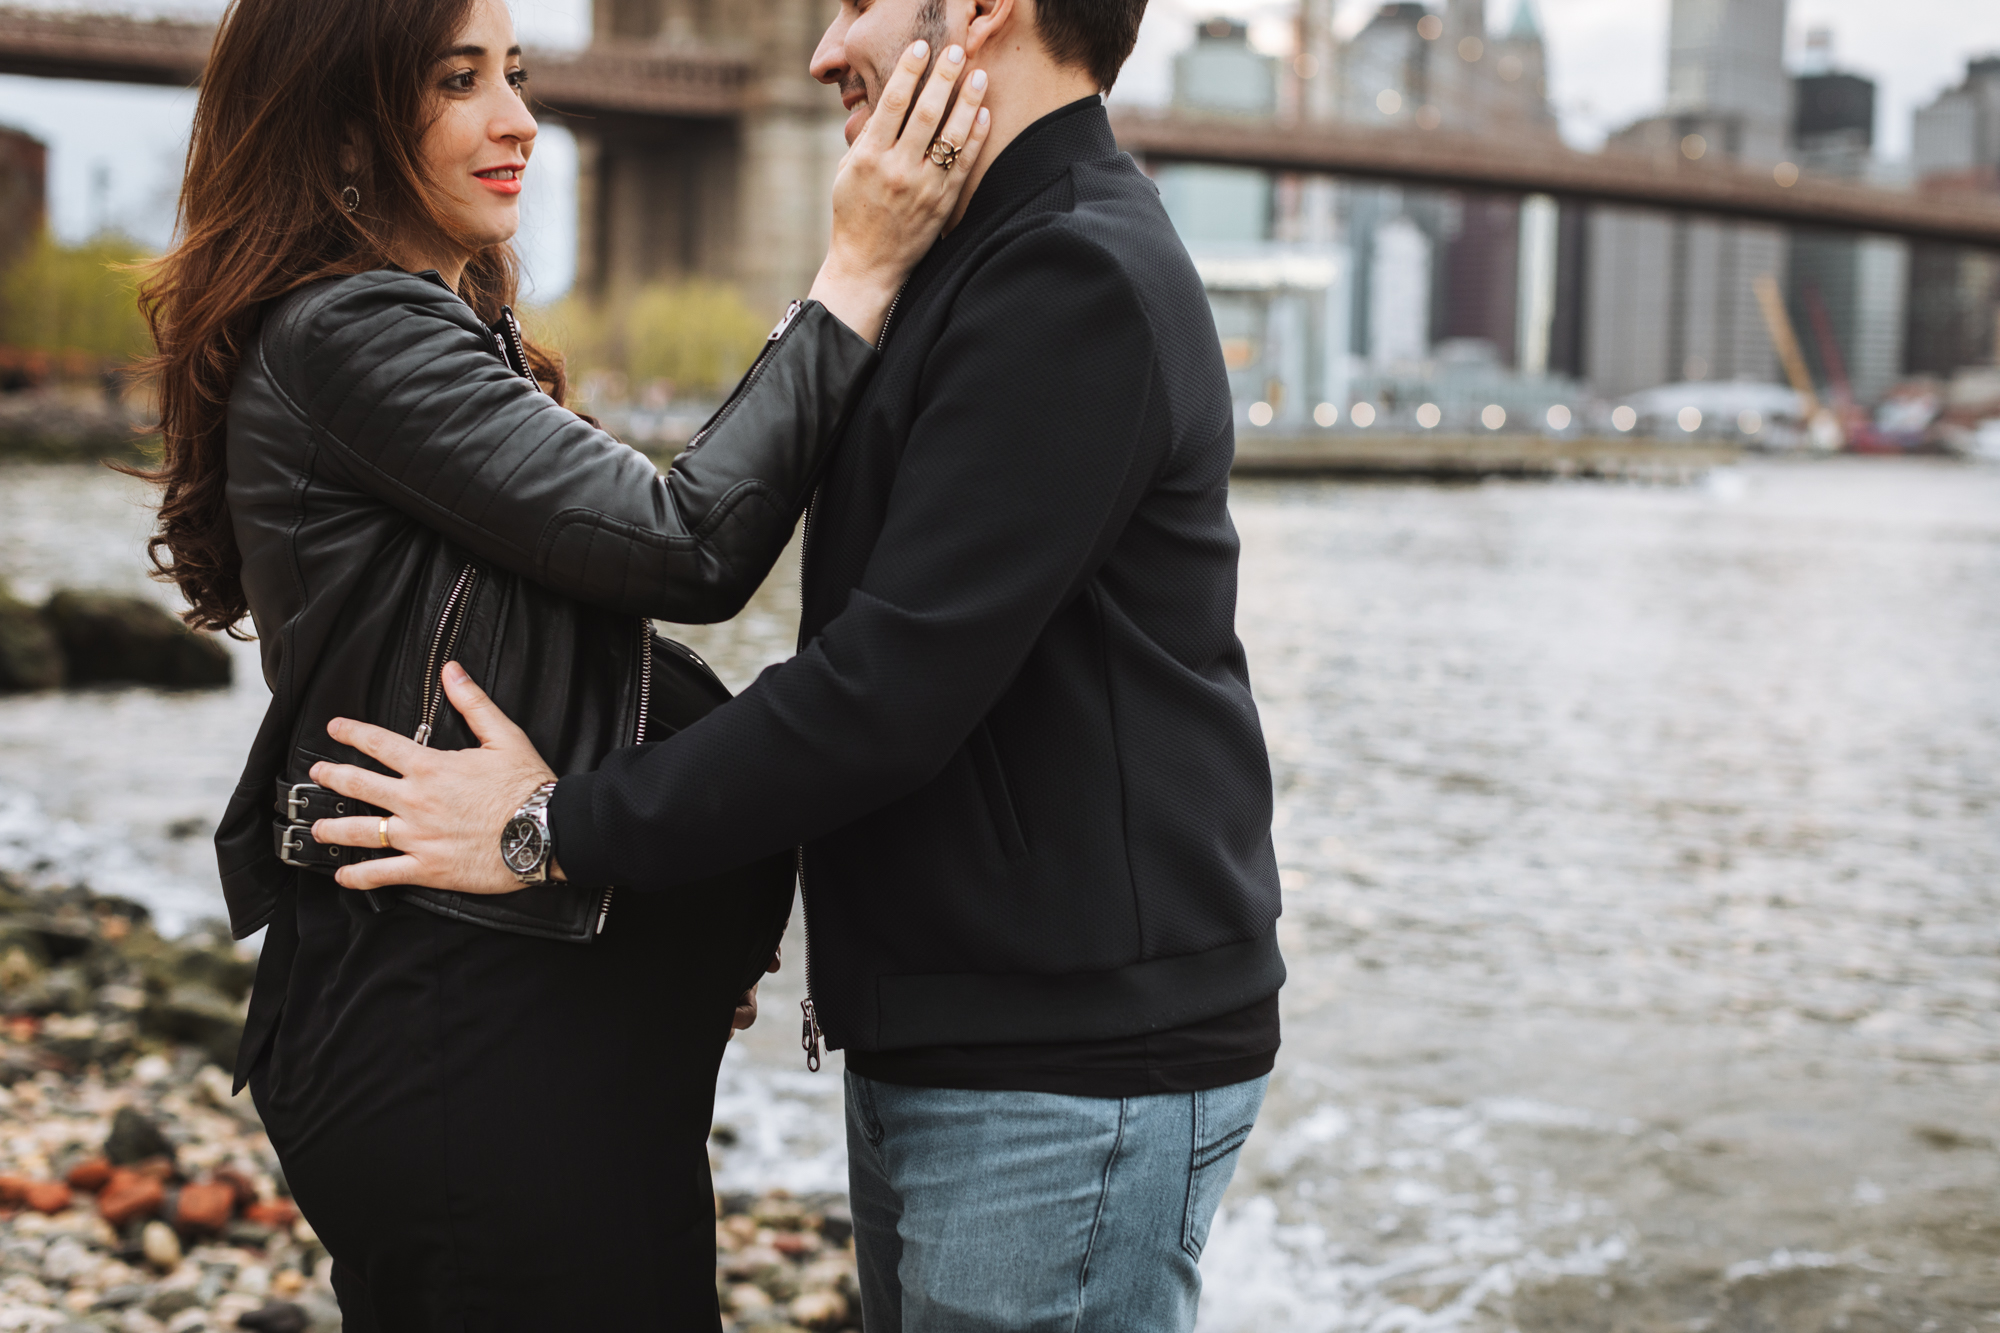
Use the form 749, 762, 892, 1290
309, 0, 1283, 1323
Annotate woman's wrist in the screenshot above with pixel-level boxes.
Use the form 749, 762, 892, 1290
807, 256, 902, 348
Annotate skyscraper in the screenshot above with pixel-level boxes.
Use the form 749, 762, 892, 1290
1585, 0, 1789, 397
1906, 57, 2000, 377
1787, 47, 1906, 405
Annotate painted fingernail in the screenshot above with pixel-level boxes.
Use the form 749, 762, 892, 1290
910, 39, 928, 58
977, 106, 990, 126
946, 45, 963, 64
971, 69, 987, 91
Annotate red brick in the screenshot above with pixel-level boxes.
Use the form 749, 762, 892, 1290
65, 1158, 113, 1192
24, 1181, 71, 1215
174, 1182, 235, 1232
98, 1170, 165, 1226
0, 1176, 28, 1205
244, 1199, 299, 1228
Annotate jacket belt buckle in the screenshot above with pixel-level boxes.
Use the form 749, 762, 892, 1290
277, 822, 322, 868
284, 782, 322, 824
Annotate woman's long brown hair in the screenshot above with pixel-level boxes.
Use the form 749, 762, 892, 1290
132, 0, 571, 635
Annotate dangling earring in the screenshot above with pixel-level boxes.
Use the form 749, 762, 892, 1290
341, 185, 360, 213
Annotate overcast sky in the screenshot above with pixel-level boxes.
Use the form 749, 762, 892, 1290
2, 0, 1997, 297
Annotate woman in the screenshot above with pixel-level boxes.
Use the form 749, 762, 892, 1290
133, 0, 989, 1323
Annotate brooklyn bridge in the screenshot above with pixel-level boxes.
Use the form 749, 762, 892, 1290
3, 1, 1998, 313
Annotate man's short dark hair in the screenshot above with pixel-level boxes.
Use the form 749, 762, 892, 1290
1033, 0, 1147, 90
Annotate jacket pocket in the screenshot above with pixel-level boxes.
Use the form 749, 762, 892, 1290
967, 721, 1028, 860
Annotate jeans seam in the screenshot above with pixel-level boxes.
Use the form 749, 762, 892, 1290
850, 1071, 887, 1149
1182, 1090, 1205, 1260
1072, 1096, 1127, 1333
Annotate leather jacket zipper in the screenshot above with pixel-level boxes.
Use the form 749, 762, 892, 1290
685, 300, 804, 454
414, 566, 479, 746
595, 618, 653, 935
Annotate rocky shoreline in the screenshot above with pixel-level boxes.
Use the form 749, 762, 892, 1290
0, 872, 860, 1331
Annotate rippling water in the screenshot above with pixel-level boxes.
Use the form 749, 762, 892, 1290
2, 458, 1995, 1329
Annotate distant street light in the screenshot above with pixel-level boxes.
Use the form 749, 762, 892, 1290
1415, 403, 1441, 429
1313, 402, 1338, 427
1351, 402, 1377, 428
1611, 406, 1638, 432
1481, 404, 1506, 430
1546, 404, 1572, 430
1678, 406, 1703, 432
1377, 89, 1402, 115
1247, 401, 1274, 427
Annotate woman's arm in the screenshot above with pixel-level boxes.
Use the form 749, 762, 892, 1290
263, 42, 990, 623
264, 272, 865, 623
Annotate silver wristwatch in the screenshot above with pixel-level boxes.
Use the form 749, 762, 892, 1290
500, 781, 560, 886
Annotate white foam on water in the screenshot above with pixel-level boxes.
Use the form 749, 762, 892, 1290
1198, 1095, 1634, 1332
0, 784, 220, 936
708, 1044, 850, 1196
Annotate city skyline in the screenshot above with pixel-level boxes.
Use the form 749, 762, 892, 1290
0, 0, 1997, 297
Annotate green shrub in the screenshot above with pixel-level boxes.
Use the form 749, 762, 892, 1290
529, 280, 770, 403
0, 232, 152, 363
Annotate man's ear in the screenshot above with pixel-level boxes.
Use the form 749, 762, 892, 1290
963, 0, 1018, 61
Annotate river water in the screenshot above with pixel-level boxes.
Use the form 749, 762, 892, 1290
1, 457, 1995, 1330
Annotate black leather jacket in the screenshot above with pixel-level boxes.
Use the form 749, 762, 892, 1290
215, 269, 874, 942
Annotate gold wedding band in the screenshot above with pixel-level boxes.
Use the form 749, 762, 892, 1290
927, 139, 961, 170
377, 817, 391, 849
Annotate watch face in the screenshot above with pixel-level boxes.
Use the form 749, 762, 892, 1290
501, 816, 544, 873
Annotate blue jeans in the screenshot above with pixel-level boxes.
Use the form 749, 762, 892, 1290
844, 1070, 1269, 1333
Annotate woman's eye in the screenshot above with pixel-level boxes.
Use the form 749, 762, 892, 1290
508, 68, 529, 92
443, 69, 475, 92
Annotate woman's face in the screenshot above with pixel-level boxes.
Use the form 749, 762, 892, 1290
420, 0, 537, 254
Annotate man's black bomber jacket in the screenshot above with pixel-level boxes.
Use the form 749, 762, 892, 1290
551, 99, 1286, 1056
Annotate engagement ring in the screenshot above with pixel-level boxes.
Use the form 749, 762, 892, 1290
927, 139, 961, 170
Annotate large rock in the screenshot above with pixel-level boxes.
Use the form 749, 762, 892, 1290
0, 581, 62, 691
42, 590, 230, 689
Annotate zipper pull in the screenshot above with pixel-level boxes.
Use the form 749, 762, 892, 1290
595, 888, 614, 935
800, 999, 823, 1073
768, 299, 804, 342
413, 722, 433, 746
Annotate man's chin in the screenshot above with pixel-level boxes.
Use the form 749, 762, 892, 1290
843, 102, 871, 145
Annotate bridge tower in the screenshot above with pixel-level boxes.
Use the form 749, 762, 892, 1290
578, 0, 846, 313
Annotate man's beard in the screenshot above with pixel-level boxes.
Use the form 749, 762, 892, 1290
852, 0, 949, 140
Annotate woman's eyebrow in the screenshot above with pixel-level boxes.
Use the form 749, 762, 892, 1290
441, 44, 524, 58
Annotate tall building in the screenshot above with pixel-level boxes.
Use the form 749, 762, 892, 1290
1334, 0, 1559, 373
1912, 56, 2000, 186
0, 124, 45, 274
1156, 20, 1350, 427
1585, 0, 1789, 396
1906, 57, 2000, 378
1786, 50, 1906, 405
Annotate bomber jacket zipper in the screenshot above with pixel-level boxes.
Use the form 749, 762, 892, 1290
595, 618, 654, 935
413, 566, 479, 746
795, 284, 907, 1069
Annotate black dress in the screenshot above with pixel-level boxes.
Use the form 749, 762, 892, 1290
250, 860, 782, 1331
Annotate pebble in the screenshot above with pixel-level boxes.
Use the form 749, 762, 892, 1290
0, 872, 864, 1332
139, 1221, 182, 1271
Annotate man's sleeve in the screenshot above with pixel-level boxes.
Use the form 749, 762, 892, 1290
551, 226, 1161, 887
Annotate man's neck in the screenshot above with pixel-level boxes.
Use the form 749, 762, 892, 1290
946, 56, 1099, 232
